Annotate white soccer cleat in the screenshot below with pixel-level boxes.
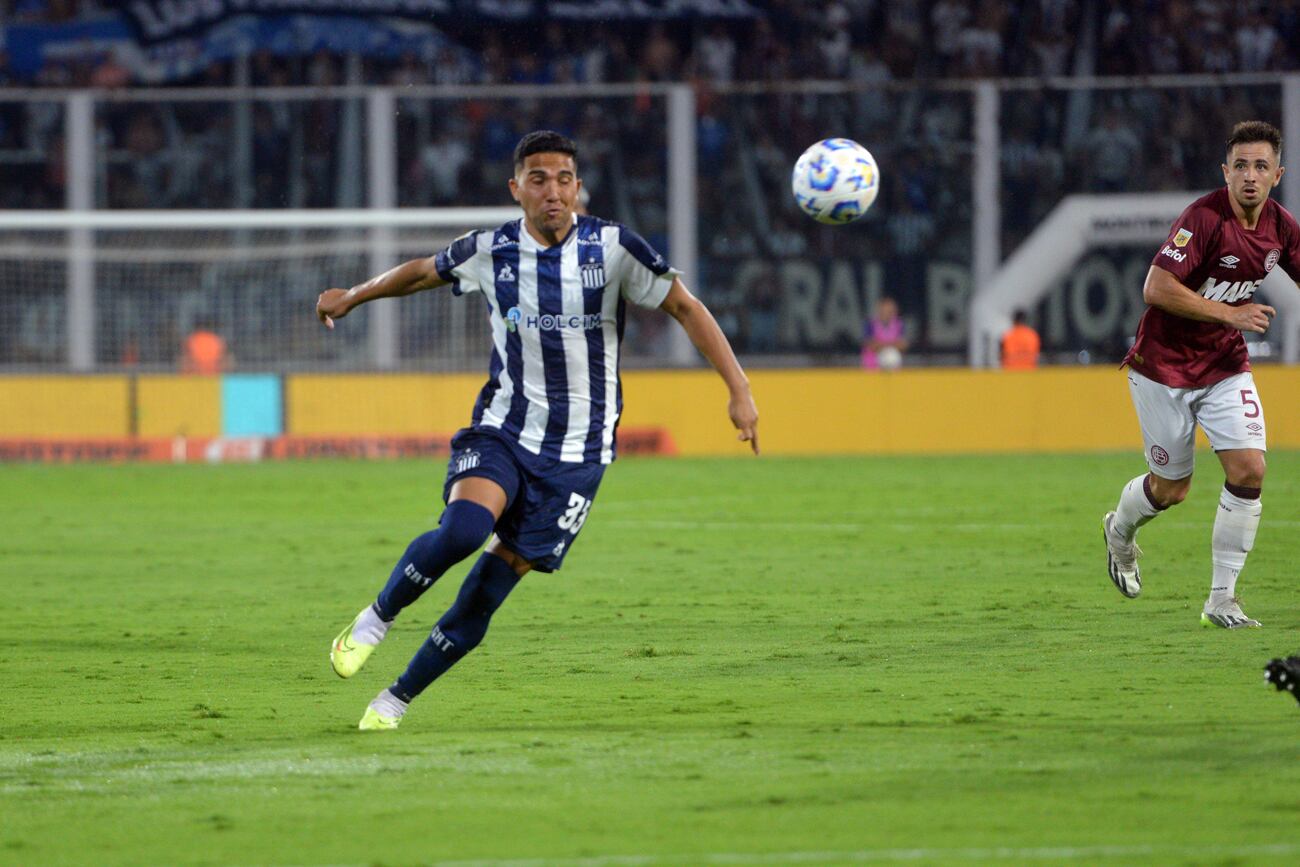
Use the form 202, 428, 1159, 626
1102, 512, 1142, 598
1201, 597, 1261, 629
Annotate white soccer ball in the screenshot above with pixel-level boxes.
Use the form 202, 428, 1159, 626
877, 346, 902, 370
791, 138, 880, 225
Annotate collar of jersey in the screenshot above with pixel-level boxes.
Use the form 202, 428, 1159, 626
519, 214, 579, 252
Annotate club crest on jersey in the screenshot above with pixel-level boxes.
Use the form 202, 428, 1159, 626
580, 262, 606, 289
1172, 228, 1193, 247
496, 262, 516, 283
453, 449, 481, 475
1265, 249, 1281, 272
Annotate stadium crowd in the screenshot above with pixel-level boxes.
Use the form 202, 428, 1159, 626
0, 0, 1295, 358
5, 1, 1300, 84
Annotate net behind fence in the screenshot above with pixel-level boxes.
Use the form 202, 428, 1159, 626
0, 209, 519, 373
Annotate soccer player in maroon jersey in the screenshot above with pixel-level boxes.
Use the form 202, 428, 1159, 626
1102, 121, 1300, 628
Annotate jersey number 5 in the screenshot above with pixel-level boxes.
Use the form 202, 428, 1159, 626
1240, 389, 1260, 418
557, 492, 592, 534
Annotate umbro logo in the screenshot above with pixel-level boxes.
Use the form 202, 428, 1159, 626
1219, 255, 1239, 269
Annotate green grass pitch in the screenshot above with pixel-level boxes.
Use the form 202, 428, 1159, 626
2, 452, 1298, 866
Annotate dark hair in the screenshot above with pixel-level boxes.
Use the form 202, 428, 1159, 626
513, 130, 578, 170
1226, 121, 1282, 158
1012, 310, 1028, 325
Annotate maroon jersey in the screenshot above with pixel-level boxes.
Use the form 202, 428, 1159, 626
1123, 188, 1300, 388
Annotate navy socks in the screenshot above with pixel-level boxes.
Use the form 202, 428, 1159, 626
373, 500, 496, 621
390, 552, 521, 702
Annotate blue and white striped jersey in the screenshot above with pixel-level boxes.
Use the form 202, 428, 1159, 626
434, 214, 678, 465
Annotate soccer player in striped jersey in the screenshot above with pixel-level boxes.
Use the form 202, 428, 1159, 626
316, 130, 759, 729
1102, 121, 1300, 628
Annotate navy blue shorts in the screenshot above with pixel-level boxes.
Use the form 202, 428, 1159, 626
442, 427, 606, 572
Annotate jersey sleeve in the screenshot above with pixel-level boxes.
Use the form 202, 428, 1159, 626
614, 226, 680, 309
1280, 209, 1300, 285
433, 231, 485, 296
1150, 203, 1217, 283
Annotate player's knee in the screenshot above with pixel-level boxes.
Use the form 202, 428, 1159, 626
485, 537, 533, 575
437, 500, 497, 559
1226, 454, 1266, 490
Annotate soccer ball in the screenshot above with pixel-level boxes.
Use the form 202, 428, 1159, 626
791, 138, 880, 225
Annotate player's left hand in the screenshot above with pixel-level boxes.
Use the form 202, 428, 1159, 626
729, 391, 759, 455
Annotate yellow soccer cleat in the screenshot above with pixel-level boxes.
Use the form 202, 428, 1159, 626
358, 689, 409, 731
358, 706, 402, 731
330, 607, 387, 678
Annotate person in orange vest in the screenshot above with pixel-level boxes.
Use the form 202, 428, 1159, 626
1001, 310, 1040, 369
181, 317, 230, 374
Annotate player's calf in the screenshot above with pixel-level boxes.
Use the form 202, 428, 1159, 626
388, 551, 521, 703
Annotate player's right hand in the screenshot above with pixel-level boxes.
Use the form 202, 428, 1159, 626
1225, 302, 1275, 334
316, 288, 353, 330
728, 391, 759, 455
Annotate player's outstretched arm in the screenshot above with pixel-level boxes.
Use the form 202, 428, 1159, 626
316, 255, 448, 329
1143, 265, 1275, 333
659, 277, 759, 454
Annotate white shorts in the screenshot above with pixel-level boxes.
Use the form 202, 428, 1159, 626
1128, 370, 1267, 479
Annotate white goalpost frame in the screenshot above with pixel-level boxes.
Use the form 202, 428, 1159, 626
1, 207, 520, 371
968, 193, 1300, 367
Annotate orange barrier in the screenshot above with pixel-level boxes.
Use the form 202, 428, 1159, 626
0, 428, 677, 464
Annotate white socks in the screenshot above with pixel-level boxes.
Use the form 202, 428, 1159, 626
370, 688, 409, 719
352, 604, 392, 646
1112, 474, 1164, 543
1210, 486, 1262, 605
